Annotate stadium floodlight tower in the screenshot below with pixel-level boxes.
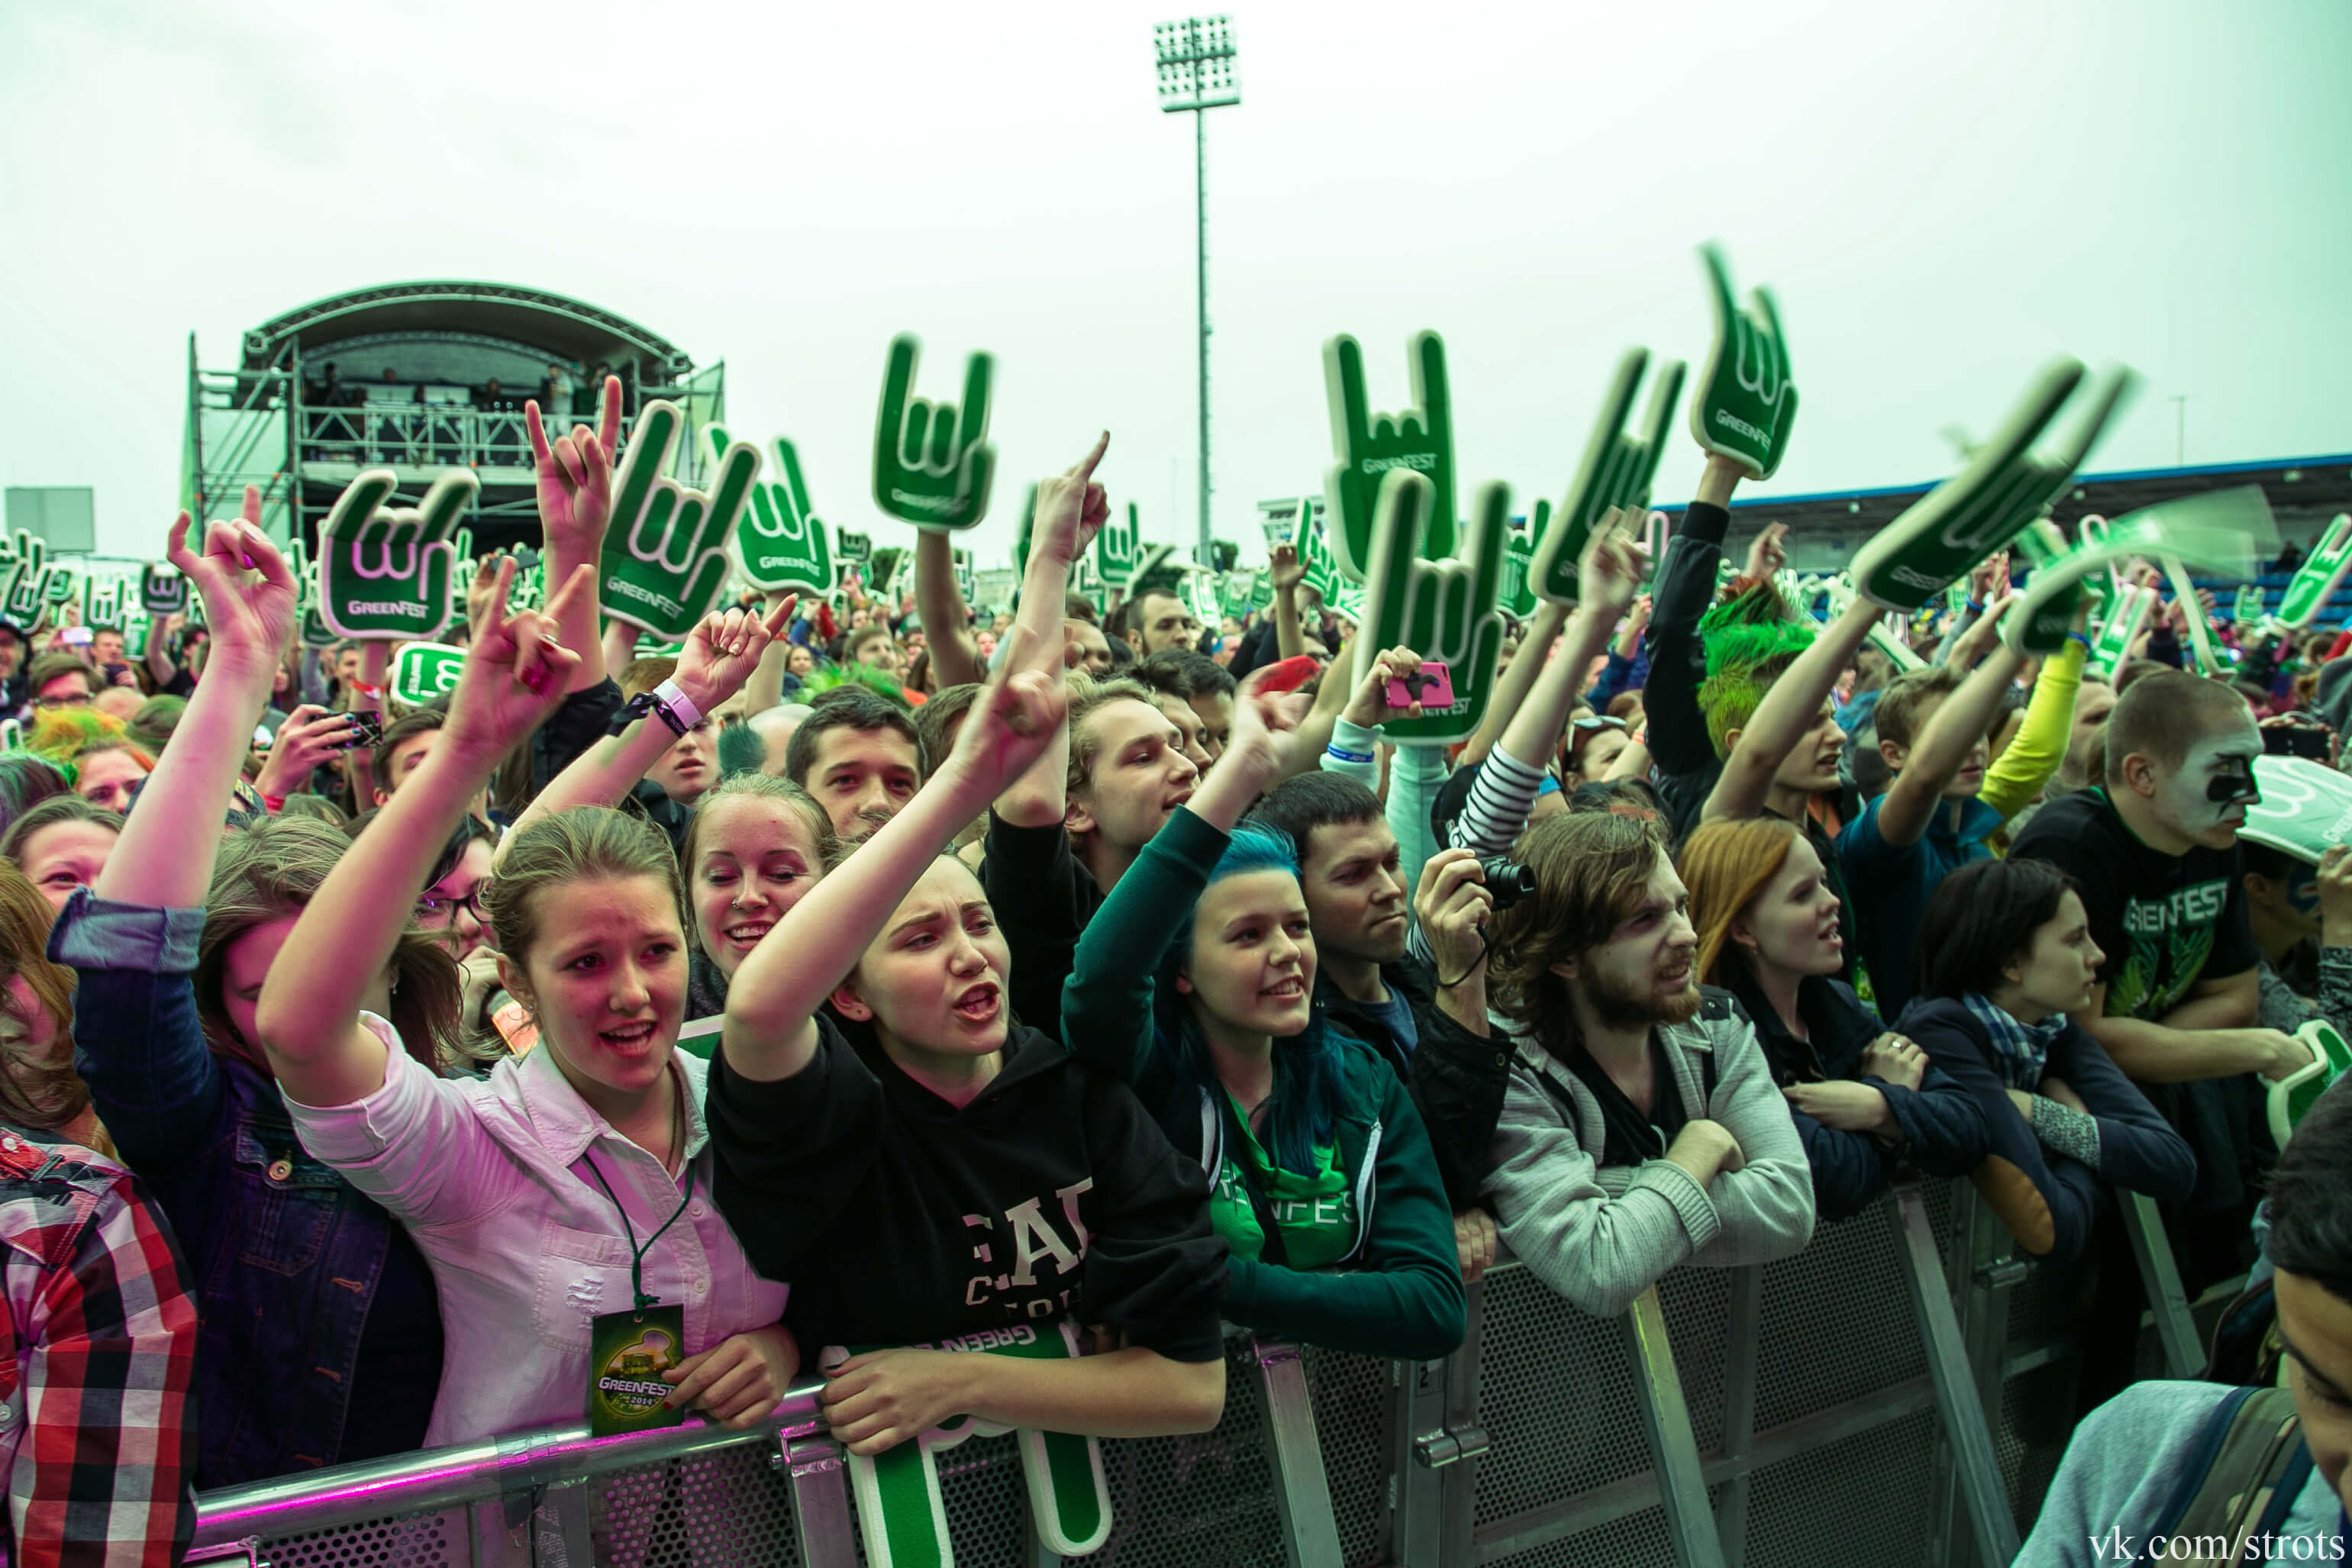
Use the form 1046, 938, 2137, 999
1153, 15, 1240, 566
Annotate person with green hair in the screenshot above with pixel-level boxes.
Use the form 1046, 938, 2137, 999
23, 707, 153, 815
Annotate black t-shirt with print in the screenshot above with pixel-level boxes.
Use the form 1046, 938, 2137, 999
2011, 789, 2268, 1211
705, 1013, 1228, 1362
2011, 790, 2258, 1021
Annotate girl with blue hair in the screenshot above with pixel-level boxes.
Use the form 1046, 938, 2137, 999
1062, 676, 1466, 1361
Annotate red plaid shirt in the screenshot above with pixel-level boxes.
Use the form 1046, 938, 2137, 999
0, 1124, 195, 1568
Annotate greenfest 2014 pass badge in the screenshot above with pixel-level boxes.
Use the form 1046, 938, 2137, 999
588, 1303, 688, 1437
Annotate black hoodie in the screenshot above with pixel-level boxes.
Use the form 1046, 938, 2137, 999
706, 1013, 1228, 1361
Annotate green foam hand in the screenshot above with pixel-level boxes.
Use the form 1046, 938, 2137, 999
1008, 486, 1038, 584
1847, 362, 2134, 613
877, 546, 913, 602
2086, 583, 2157, 678
1217, 570, 1255, 621
602, 401, 760, 640
83, 575, 124, 631
1295, 497, 1347, 606
2243, 757, 2352, 871
281, 535, 337, 649
1356, 469, 1508, 744
2279, 513, 2352, 628
1094, 501, 1139, 590
872, 334, 996, 531
137, 556, 188, 618
2164, 557, 2221, 675
3, 533, 64, 626
316, 469, 478, 640
1186, 568, 1221, 628
1500, 501, 1544, 618
2273, 1016, 2352, 1148
830, 1324, 1111, 1568
953, 547, 977, 605
837, 529, 873, 571
1322, 331, 1455, 580
708, 423, 833, 595
1691, 245, 1799, 479
1129, 541, 1179, 598
2234, 583, 2267, 627
1824, 573, 1925, 673
390, 643, 467, 707
2004, 487, 2273, 657
1531, 349, 1684, 605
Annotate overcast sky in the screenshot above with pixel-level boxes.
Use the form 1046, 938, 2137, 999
4, 0, 2348, 566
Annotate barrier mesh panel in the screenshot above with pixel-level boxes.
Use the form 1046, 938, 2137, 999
1305, 1345, 1394, 1566
1473, 1268, 1653, 1526
1996, 1358, 2081, 1531
1748, 1205, 1932, 1433
1487, 1503, 1681, 1568
1741, 1407, 1939, 1568
1473, 1200, 1955, 1566
253, 1510, 459, 1568
589, 1441, 807, 1568
929, 1432, 1030, 1566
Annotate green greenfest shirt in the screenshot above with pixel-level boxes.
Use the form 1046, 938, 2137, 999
1210, 1095, 1357, 1270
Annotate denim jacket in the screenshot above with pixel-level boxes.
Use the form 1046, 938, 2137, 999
50, 889, 443, 1488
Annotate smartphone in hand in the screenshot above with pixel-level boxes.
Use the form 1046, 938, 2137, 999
1386, 660, 1455, 712
337, 711, 386, 751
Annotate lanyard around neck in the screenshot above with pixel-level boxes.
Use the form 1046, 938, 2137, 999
584, 1152, 696, 1314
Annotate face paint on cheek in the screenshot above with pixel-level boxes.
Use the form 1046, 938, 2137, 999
2288, 867, 2321, 918
2159, 731, 2262, 832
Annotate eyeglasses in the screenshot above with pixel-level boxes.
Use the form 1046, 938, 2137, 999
31, 693, 91, 710
415, 888, 488, 925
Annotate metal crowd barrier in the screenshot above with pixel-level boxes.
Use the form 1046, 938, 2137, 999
189, 1178, 2216, 1568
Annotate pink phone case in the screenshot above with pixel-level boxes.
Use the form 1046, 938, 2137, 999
1385, 661, 1455, 711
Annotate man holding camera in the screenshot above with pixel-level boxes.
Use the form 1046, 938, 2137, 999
1249, 647, 1518, 1274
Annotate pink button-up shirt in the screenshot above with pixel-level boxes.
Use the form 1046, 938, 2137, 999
286, 1015, 788, 1447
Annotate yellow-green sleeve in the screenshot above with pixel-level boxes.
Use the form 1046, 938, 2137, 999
1981, 638, 2086, 822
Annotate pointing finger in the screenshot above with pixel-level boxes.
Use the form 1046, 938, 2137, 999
596, 376, 623, 459
164, 511, 198, 575
1066, 431, 1111, 482
541, 563, 595, 627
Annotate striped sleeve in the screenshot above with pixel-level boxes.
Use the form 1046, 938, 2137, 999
1448, 744, 1547, 858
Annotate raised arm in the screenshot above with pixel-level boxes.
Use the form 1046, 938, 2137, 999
256, 564, 590, 1108
527, 376, 621, 693
1643, 457, 1747, 774
102, 493, 293, 907
1873, 636, 2027, 850
1459, 601, 1566, 766
991, 436, 1109, 828
913, 531, 984, 689
1702, 597, 1881, 823
724, 637, 1069, 1082
502, 597, 792, 850
143, 614, 183, 691
1450, 523, 1644, 859
1268, 544, 1308, 661
1491, 517, 1645, 780
69, 495, 298, 1171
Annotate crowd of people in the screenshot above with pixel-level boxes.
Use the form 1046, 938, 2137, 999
3, 383, 2350, 1566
